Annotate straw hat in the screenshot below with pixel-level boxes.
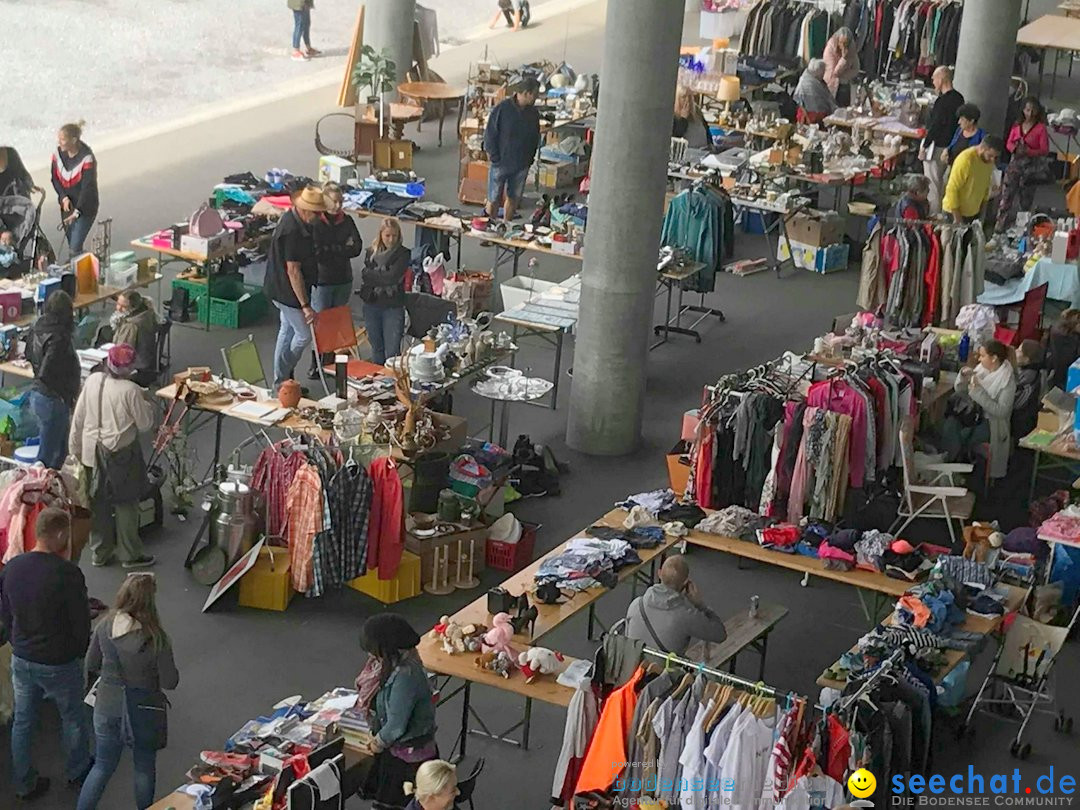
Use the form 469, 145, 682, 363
294, 185, 326, 213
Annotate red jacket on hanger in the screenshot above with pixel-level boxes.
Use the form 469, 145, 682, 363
369, 457, 404, 580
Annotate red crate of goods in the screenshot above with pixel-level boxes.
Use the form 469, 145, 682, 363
486, 521, 539, 572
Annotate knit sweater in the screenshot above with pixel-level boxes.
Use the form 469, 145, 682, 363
51, 143, 99, 218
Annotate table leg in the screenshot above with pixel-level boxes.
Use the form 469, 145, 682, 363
456, 97, 465, 141
587, 603, 596, 641
438, 109, 445, 148
550, 330, 564, 410
521, 698, 532, 751
512, 248, 521, 278
459, 681, 471, 758
453, 232, 462, 269
488, 399, 496, 443
203, 261, 213, 331
728, 654, 737, 674
758, 634, 768, 680
650, 279, 675, 351
212, 413, 224, 474
1029, 449, 1041, 502
1053, 47, 1061, 97
497, 399, 510, 448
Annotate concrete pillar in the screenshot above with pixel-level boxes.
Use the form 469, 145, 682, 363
954, 0, 1023, 140
365, 0, 416, 97
566, 0, 683, 456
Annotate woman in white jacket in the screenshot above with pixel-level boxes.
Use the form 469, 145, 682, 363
943, 339, 1017, 479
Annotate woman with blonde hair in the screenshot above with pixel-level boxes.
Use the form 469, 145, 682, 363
358, 217, 410, 365
404, 759, 458, 810
77, 573, 179, 810
672, 86, 710, 149
51, 120, 98, 254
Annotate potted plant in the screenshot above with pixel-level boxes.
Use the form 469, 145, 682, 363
352, 44, 397, 123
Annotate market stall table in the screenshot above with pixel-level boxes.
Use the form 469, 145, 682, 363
131, 236, 240, 331
823, 111, 925, 140
471, 374, 552, 447
651, 259, 714, 349
1020, 428, 1080, 500
397, 81, 467, 147
358, 101, 425, 141
7, 272, 164, 329
816, 583, 1029, 691
1017, 15, 1080, 96
493, 274, 580, 409
977, 258, 1080, 308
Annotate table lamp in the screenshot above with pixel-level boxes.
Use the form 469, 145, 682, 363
717, 75, 741, 123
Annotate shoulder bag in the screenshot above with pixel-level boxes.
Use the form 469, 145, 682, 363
635, 600, 670, 654
90, 375, 149, 505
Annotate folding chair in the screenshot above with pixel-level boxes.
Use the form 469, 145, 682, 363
221, 334, 269, 388
889, 418, 976, 547
310, 306, 366, 396
994, 282, 1048, 347
452, 756, 485, 810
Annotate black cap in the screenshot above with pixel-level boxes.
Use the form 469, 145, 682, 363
513, 77, 540, 95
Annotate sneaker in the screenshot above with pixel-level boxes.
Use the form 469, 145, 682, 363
291, 49, 310, 61
305, 46, 322, 57
307, 366, 322, 381
122, 556, 156, 570
200, 751, 258, 774
91, 555, 114, 567
16, 776, 50, 801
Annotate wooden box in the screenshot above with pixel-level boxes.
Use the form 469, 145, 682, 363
238, 547, 295, 612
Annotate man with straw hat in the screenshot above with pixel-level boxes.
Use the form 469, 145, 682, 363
263, 185, 325, 389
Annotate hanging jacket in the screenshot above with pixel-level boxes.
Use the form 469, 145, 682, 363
26, 311, 80, 407
857, 223, 885, 310
313, 211, 363, 287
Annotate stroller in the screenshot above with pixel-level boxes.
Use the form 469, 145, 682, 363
959, 601, 1080, 759
0, 188, 55, 275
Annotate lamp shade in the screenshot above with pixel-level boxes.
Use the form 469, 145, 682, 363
717, 75, 741, 103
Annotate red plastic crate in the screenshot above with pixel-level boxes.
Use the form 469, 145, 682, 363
485, 521, 539, 572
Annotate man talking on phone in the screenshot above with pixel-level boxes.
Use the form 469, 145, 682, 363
625, 555, 727, 659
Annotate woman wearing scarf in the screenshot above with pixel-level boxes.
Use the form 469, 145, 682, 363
358, 614, 437, 810
942, 340, 1017, 479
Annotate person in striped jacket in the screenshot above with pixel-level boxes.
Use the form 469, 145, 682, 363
51, 121, 99, 254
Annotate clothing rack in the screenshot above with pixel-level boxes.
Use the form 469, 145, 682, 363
836, 648, 905, 714
641, 646, 825, 710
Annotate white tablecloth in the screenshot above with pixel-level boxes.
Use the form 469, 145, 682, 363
977, 258, 1080, 307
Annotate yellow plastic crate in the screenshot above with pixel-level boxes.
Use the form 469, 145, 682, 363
238, 547, 295, 612
347, 551, 421, 603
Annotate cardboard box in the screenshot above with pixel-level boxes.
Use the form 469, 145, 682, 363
459, 177, 487, 206
778, 238, 850, 274
180, 230, 235, 260
787, 212, 846, 247
549, 238, 580, 256
537, 159, 577, 189
464, 160, 490, 182
390, 140, 413, 171
318, 155, 358, 185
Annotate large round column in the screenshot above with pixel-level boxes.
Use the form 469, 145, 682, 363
566, 0, 684, 455
365, 0, 416, 97
954, 0, 1023, 139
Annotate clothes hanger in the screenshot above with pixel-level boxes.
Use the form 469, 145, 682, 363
670, 672, 694, 700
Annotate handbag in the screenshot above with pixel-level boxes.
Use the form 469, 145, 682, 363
188, 203, 223, 238
127, 688, 169, 751
90, 375, 150, 505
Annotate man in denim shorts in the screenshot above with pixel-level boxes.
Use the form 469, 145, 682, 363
484, 77, 541, 222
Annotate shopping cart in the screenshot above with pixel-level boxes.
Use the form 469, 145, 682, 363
959, 602, 1080, 759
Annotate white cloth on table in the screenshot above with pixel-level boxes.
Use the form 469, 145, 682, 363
978, 257, 1080, 308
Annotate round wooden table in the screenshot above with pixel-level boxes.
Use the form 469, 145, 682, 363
358, 102, 425, 141
397, 81, 468, 147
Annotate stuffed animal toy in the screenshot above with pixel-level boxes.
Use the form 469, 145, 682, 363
963, 523, 998, 563
428, 615, 451, 643
517, 647, 565, 683
462, 624, 486, 653
482, 612, 515, 658
474, 651, 513, 679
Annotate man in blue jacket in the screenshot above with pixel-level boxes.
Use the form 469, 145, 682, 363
484, 77, 541, 222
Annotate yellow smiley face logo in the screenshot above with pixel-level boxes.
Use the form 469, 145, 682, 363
848, 768, 877, 799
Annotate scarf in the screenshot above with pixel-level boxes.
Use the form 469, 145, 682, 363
354, 656, 383, 717
973, 360, 1014, 402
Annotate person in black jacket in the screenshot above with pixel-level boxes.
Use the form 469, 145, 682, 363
0, 146, 40, 198
921, 67, 964, 215
358, 218, 410, 365
0, 508, 93, 801
26, 291, 80, 469
308, 182, 363, 378
1048, 309, 1080, 390
484, 77, 541, 222
51, 121, 99, 254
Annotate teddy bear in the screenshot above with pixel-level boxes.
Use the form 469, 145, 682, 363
462, 624, 486, 653
963, 522, 1001, 564
474, 651, 514, 679
517, 647, 565, 684
428, 615, 465, 654
481, 612, 515, 659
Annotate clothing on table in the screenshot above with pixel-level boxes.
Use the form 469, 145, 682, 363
660, 185, 735, 293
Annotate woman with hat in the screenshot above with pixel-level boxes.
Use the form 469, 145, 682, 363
68, 343, 158, 568
263, 185, 324, 389
358, 614, 437, 810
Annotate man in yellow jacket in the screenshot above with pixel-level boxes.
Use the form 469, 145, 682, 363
942, 136, 1003, 224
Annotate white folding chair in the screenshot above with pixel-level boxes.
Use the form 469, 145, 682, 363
890, 418, 976, 547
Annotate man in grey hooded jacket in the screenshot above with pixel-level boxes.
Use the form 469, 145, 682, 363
625, 555, 727, 656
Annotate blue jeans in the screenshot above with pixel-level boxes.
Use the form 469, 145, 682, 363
29, 390, 70, 469
273, 301, 313, 386
292, 8, 311, 49
487, 165, 530, 209
11, 656, 91, 795
362, 303, 405, 365
311, 282, 352, 311
77, 703, 158, 810
67, 213, 95, 254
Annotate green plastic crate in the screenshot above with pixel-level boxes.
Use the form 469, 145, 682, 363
195, 283, 268, 329
171, 273, 243, 302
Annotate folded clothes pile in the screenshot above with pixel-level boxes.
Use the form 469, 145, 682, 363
695, 505, 763, 540
586, 524, 663, 550
616, 488, 677, 517
535, 537, 641, 591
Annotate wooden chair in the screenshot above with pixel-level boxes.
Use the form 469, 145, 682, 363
890, 418, 976, 547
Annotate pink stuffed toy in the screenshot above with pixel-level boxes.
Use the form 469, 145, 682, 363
482, 612, 515, 659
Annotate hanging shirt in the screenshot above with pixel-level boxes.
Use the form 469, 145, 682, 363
777, 775, 848, 810
678, 699, 714, 810
551, 684, 599, 807
717, 708, 777, 810
368, 456, 404, 580
705, 703, 744, 808
285, 463, 323, 594
575, 667, 644, 795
